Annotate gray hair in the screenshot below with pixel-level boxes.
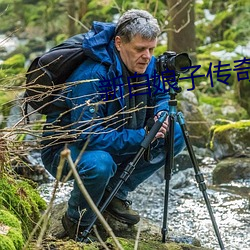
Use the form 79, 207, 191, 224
115, 9, 160, 43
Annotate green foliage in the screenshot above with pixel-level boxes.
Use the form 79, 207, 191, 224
0, 0, 249, 115
80, 0, 167, 33
1, 54, 25, 69
199, 95, 224, 107
0, 54, 26, 87
154, 44, 167, 57
55, 33, 69, 45
209, 10, 234, 42
196, 0, 250, 47
0, 175, 47, 239
0, 91, 16, 108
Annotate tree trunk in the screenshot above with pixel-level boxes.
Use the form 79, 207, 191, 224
167, 0, 196, 63
67, 0, 76, 36
78, 0, 88, 20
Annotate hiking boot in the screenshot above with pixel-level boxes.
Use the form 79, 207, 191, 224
61, 213, 97, 243
105, 196, 140, 225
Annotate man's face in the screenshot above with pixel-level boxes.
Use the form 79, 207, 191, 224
115, 35, 157, 74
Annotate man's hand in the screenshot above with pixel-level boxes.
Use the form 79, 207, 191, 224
154, 111, 169, 139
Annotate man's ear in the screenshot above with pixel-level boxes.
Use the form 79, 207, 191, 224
115, 36, 122, 51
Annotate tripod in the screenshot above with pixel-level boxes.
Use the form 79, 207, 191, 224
162, 86, 225, 249
82, 86, 225, 250
81, 110, 168, 241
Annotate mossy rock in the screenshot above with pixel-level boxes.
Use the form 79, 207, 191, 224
0, 209, 24, 250
179, 100, 210, 148
209, 120, 250, 160
198, 93, 248, 122
0, 174, 47, 239
106, 237, 210, 250
43, 202, 211, 250
213, 157, 250, 184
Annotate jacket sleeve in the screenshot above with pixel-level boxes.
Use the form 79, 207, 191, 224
65, 60, 146, 156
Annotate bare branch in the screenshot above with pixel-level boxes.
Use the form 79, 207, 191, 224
68, 14, 90, 32
62, 148, 124, 250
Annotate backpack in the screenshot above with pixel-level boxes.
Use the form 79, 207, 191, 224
24, 34, 87, 115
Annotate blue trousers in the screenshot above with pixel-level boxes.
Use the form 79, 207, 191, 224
41, 122, 185, 226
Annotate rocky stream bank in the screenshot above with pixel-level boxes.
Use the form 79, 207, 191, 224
38, 149, 250, 250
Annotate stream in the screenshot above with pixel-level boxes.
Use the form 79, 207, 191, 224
38, 155, 250, 250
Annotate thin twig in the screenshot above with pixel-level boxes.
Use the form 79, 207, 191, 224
68, 14, 90, 31
22, 154, 65, 249
134, 220, 142, 250
61, 148, 124, 250
93, 225, 110, 250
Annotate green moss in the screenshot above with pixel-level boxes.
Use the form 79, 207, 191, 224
0, 175, 47, 239
106, 237, 206, 250
0, 209, 21, 229
7, 228, 24, 249
117, 238, 134, 249
0, 235, 16, 250
199, 95, 224, 107
213, 120, 250, 133
197, 90, 249, 122
84, 243, 100, 250
0, 209, 24, 249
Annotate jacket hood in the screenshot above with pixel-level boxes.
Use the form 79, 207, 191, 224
82, 21, 116, 66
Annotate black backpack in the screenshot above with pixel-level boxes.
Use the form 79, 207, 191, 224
24, 34, 87, 115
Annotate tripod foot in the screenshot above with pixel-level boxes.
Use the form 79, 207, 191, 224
161, 227, 168, 243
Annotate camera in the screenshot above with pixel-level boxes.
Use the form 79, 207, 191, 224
156, 51, 192, 75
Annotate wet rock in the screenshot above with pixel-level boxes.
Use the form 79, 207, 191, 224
12, 150, 51, 183
170, 168, 193, 189
213, 157, 250, 184
209, 119, 250, 160
179, 100, 211, 148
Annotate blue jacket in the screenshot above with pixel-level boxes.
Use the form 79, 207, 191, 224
44, 21, 170, 156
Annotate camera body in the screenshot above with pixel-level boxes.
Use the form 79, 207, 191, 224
156, 51, 192, 75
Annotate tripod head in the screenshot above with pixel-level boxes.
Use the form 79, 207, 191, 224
156, 51, 192, 98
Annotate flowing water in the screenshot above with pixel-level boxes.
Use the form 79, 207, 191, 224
38, 156, 250, 250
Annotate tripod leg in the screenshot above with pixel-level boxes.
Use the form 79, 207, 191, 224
162, 114, 175, 243
81, 112, 168, 241
177, 112, 225, 250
